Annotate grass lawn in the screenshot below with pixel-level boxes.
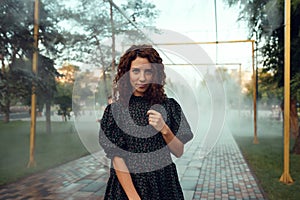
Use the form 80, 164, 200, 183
231, 117, 300, 200
0, 120, 89, 186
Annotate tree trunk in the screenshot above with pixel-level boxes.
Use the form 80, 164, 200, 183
45, 102, 51, 134
2, 99, 10, 123
290, 99, 299, 139
291, 129, 300, 154
3, 110, 9, 123
291, 99, 300, 154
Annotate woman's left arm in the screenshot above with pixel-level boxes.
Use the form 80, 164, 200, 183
147, 110, 184, 157
160, 124, 184, 157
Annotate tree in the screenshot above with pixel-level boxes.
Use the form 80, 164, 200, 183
257, 70, 283, 106
53, 0, 159, 118
0, 0, 65, 124
60, 0, 159, 74
54, 63, 79, 121
0, 0, 35, 122
224, 0, 300, 154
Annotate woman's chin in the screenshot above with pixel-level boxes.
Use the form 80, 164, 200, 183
133, 88, 147, 96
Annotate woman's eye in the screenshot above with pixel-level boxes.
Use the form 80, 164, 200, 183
132, 69, 139, 73
145, 70, 153, 75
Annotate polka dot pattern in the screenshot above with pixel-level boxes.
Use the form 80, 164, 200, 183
99, 95, 193, 199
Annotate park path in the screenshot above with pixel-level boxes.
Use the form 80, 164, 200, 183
0, 124, 266, 200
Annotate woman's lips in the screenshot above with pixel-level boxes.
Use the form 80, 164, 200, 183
136, 84, 147, 88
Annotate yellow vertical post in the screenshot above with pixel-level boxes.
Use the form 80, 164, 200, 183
279, 0, 293, 184
27, 0, 39, 168
238, 64, 241, 131
252, 40, 259, 144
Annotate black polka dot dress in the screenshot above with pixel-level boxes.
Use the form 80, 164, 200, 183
99, 95, 193, 200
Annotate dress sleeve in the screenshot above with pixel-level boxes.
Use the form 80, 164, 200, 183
98, 104, 128, 159
168, 98, 194, 144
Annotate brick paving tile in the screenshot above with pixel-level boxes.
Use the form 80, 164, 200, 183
0, 128, 267, 200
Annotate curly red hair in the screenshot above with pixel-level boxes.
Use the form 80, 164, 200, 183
113, 44, 166, 105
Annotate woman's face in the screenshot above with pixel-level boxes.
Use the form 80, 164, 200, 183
129, 56, 153, 96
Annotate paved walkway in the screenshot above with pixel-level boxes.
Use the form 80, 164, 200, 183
0, 126, 266, 200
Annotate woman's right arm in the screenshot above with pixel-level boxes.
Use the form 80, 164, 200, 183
113, 156, 141, 200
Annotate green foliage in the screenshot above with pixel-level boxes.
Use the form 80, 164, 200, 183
0, 0, 65, 59
0, 0, 65, 121
224, 0, 300, 98
1, 0, 159, 122
55, 95, 72, 112
257, 70, 283, 105
54, 83, 73, 120
120, 0, 159, 31
60, 0, 159, 66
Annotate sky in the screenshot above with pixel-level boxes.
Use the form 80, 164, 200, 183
131, 0, 253, 72
113, 0, 253, 102
66, 0, 253, 73
151, 0, 248, 41
68, 0, 254, 84
107, 0, 254, 95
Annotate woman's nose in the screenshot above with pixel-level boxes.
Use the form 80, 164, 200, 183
139, 71, 146, 81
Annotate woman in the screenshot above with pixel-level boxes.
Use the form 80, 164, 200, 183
99, 44, 193, 200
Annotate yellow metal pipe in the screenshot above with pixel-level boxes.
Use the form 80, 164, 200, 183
28, 0, 39, 168
164, 63, 242, 66
279, 0, 293, 184
252, 41, 259, 144
154, 39, 255, 46
239, 64, 242, 132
